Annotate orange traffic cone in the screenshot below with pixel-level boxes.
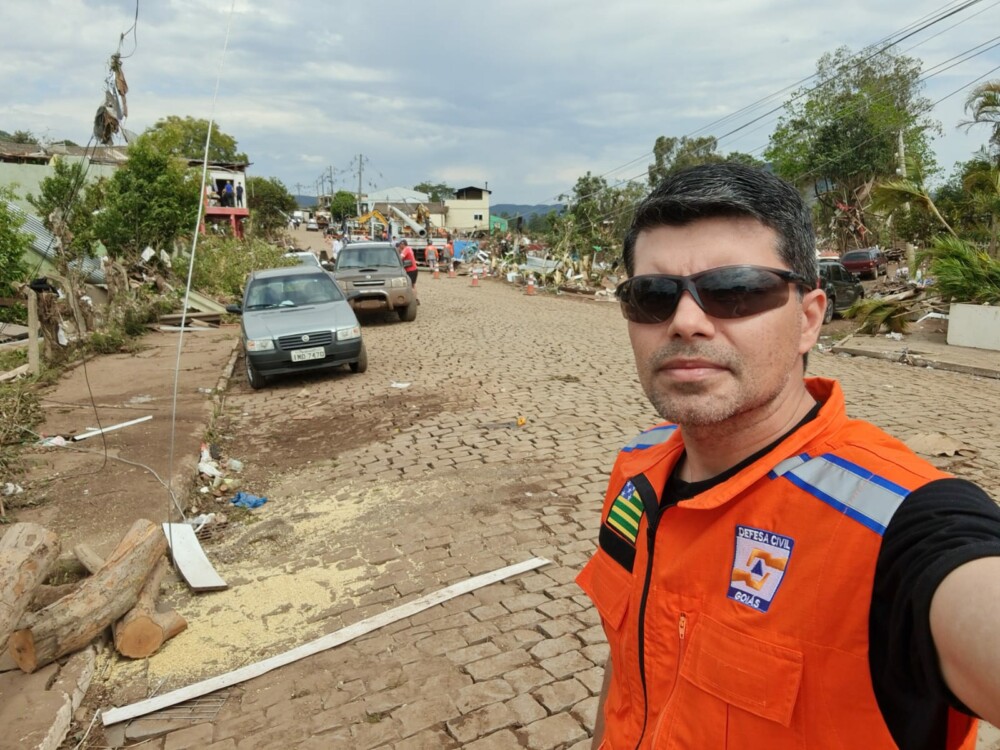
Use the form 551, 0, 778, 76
525, 276, 537, 296
471, 271, 480, 287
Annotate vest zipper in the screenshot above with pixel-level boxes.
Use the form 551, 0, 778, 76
632, 491, 661, 750
650, 612, 688, 747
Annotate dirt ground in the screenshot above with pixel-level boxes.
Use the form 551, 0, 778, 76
7, 328, 238, 556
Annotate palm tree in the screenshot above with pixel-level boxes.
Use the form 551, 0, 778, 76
962, 81, 1000, 159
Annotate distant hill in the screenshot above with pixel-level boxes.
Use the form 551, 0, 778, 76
491, 203, 564, 220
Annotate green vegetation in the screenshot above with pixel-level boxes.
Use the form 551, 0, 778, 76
0, 187, 32, 323
143, 115, 248, 163
191, 236, 293, 300
246, 176, 297, 238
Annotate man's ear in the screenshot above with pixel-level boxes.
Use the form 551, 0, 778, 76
799, 287, 827, 356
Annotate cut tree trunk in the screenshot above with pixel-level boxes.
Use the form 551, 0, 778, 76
0, 523, 61, 649
8, 519, 166, 673
31, 583, 79, 611
113, 558, 187, 658
73, 543, 105, 575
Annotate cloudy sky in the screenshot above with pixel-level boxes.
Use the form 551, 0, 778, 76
4, 0, 999, 205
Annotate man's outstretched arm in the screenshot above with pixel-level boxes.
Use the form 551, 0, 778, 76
931, 556, 1000, 726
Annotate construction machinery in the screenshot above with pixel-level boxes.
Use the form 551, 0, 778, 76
388, 205, 428, 237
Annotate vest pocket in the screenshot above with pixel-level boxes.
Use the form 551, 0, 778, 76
578, 549, 631, 631
655, 613, 804, 748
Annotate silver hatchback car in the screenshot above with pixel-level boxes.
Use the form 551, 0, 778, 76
227, 266, 367, 389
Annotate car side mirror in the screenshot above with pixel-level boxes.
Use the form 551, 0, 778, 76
225, 303, 243, 314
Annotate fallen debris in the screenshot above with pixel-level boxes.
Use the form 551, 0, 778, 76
904, 432, 971, 457
0, 523, 62, 650
162, 523, 227, 592
101, 556, 551, 727
72, 414, 152, 442
9, 519, 167, 673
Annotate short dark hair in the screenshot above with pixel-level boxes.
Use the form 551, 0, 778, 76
623, 163, 817, 284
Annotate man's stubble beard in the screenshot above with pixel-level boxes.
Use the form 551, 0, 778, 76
642, 342, 791, 429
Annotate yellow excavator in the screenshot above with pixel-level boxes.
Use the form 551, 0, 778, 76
353, 209, 390, 229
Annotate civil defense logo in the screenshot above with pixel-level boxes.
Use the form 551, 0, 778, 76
727, 525, 794, 613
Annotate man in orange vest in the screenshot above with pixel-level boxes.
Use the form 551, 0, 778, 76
577, 163, 1000, 750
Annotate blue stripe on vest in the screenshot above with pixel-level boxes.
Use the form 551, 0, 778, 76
621, 424, 677, 453
771, 453, 909, 535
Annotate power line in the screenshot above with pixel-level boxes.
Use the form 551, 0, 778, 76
536, 0, 995, 216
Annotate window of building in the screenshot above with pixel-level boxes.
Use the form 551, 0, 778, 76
473, 213, 483, 221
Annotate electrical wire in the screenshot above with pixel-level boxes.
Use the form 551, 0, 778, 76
514, 0, 996, 221
167, 0, 240, 529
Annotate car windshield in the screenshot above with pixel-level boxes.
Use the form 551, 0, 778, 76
245, 274, 345, 309
842, 251, 873, 261
336, 247, 401, 270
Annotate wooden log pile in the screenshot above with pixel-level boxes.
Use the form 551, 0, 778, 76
1, 519, 187, 673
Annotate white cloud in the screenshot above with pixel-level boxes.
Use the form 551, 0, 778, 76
1, 0, 998, 203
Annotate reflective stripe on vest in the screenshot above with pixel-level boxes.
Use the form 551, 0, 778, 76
622, 424, 677, 453
770, 453, 909, 535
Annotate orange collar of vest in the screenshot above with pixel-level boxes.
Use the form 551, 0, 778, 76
625, 377, 849, 512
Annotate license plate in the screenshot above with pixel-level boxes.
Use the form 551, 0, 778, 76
355, 299, 384, 310
291, 346, 325, 362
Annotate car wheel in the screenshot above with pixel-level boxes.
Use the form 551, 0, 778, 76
350, 343, 368, 373
398, 300, 417, 322
824, 296, 835, 324
245, 354, 266, 390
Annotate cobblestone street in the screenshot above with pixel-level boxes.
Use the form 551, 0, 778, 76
115, 272, 1000, 749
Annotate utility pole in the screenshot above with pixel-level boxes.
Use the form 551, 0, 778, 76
356, 153, 364, 216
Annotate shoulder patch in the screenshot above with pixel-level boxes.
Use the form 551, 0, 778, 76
622, 424, 677, 453
600, 475, 659, 573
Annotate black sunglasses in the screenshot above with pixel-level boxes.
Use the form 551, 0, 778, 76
616, 265, 814, 324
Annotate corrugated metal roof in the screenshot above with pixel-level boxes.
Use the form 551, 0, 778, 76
3, 198, 106, 284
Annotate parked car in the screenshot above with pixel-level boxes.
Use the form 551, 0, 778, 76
332, 242, 417, 322
840, 247, 887, 279
226, 266, 367, 390
305, 220, 320, 231
818, 259, 865, 323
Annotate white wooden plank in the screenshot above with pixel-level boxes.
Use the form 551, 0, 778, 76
102, 556, 550, 726
161, 523, 228, 592
72, 415, 152, 442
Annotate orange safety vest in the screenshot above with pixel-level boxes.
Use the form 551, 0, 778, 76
577, 377, 977, 750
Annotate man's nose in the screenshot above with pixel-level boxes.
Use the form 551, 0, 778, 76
668, 288, 715, 338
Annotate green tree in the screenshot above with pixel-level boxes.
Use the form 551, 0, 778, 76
647, 136, 764, 186
143, 115, 247, 163
766, 46, 936, 190
0, 187, 32, 321
26, 158, 105, 270
962, 81, 1000, 162
245, 175, 297, 237
10, 130, 37, 144
93, 136, 200, 259
413, 182, 455, 202
329, 190, 357, 222
766, 46, 937, 250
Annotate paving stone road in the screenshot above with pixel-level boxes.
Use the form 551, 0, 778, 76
124, 272, 1000, 749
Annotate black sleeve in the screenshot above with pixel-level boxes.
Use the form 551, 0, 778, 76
870, 477, 1000, 750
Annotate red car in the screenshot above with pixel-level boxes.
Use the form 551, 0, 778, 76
840, 248, 888, 280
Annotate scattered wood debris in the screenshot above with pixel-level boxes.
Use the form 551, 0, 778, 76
1, 519, 188, 673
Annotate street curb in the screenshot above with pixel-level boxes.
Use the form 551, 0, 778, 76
831, 343, 1000, 380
